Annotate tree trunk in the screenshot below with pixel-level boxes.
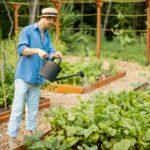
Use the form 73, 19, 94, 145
28, 0, 39, 24
103, 0, 112, 36
2, 0, 13, 37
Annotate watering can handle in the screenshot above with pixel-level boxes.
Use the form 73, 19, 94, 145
51, 57, 62, 66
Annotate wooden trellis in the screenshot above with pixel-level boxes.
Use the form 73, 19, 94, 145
96, 0, 102, 59
12, 3, 21, 34
3, 0, 150, 63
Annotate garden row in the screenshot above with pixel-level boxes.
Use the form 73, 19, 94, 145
19, 91, 150, 150
0, 58, 126, 123
0, 58, 124, 108
43, 58, 126, 94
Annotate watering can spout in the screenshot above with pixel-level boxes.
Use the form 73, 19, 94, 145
54, 70, 84, 81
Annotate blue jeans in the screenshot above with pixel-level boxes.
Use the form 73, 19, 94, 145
7, 78, 41, 137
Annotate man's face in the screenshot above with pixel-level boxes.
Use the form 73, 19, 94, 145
45, 16, 57, 28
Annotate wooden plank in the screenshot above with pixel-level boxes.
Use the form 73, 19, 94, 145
0, 113, 10, 123
13, 130, 51, 150
0, 98, 50, 124
133, 82, 149, 91
0, 110, 10, 117
13, 145, 27, 150
45, 71, 126, 94
38, 100, 50, 110
83, 72, 126, 93
54, 85, 83, 94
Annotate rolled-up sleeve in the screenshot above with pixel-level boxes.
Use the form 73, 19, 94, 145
18, 27, 30, 55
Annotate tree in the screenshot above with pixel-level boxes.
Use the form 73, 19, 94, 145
28, 0, 39, 24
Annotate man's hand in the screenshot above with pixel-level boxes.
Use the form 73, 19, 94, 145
22, 48, 48, 58
37, 49, 49, 59
51, 52, 62, 59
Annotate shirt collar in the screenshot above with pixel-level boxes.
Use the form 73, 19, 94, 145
33, 23, 39, 30
33, 23, 47, 34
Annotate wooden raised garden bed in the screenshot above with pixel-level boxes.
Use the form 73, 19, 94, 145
44, 71, 126, 94
0, 96, 50, 124
13, 130, 51, 150
133, 82, 149, 91
12, 83, 150, 150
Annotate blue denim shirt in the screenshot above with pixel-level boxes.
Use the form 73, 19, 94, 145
15, 23, 55, 85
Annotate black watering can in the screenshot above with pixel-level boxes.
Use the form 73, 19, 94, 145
40, 58, 84, 82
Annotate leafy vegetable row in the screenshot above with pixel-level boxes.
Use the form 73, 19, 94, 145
25, 91, 150, 150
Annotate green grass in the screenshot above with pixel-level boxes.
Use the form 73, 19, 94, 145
0, 37, 18, 68
0, 35, 148, 68
101, 36, 148, 65
0, 38, 18, 107
62, 34, 148, 66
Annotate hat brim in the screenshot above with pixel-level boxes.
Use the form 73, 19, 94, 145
41, 12, 58, 17
41, 14, 57, 16
40, 15, 58, 18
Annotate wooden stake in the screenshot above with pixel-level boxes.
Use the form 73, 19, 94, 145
12, 3, 21, 34
96, 0, 102, 59
0, 61, 7, 110
51, 0, 64, 42
146, 0, 150, 64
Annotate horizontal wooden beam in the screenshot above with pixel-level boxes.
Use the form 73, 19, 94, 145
0, 97, 50, 124
0, 0, 145, 6
44, 71, 126, 94
133, 82, 149, 91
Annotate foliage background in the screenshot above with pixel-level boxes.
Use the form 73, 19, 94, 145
0, 0, 149, 108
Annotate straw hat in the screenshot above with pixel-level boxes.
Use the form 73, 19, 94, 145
41, 7, 58, 17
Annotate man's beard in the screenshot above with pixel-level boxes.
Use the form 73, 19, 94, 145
47, 23, 55, 29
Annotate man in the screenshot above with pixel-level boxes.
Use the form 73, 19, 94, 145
7, 7, 62, 148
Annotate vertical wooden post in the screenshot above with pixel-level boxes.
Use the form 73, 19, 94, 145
12, 3, 21, 34
51, 0, 64, 42
96, 0, 102, 59
146, 0, 150, 64
0, 61, 7, 110
81, 0, 84, 33
55, 4, 61, 42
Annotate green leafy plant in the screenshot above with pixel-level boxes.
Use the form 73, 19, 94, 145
0, 37, 17, 107
113, 30, 135, 47
26, 91, 150, 149
45, 58, 118, 87
58, 2, 96, 56
101, 34, 147, 65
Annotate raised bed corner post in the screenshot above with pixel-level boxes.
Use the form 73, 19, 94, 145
12, 3, 21, 34
51, 0, 64, 42
95, 0, 102, 59
146, 0, 150, 64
